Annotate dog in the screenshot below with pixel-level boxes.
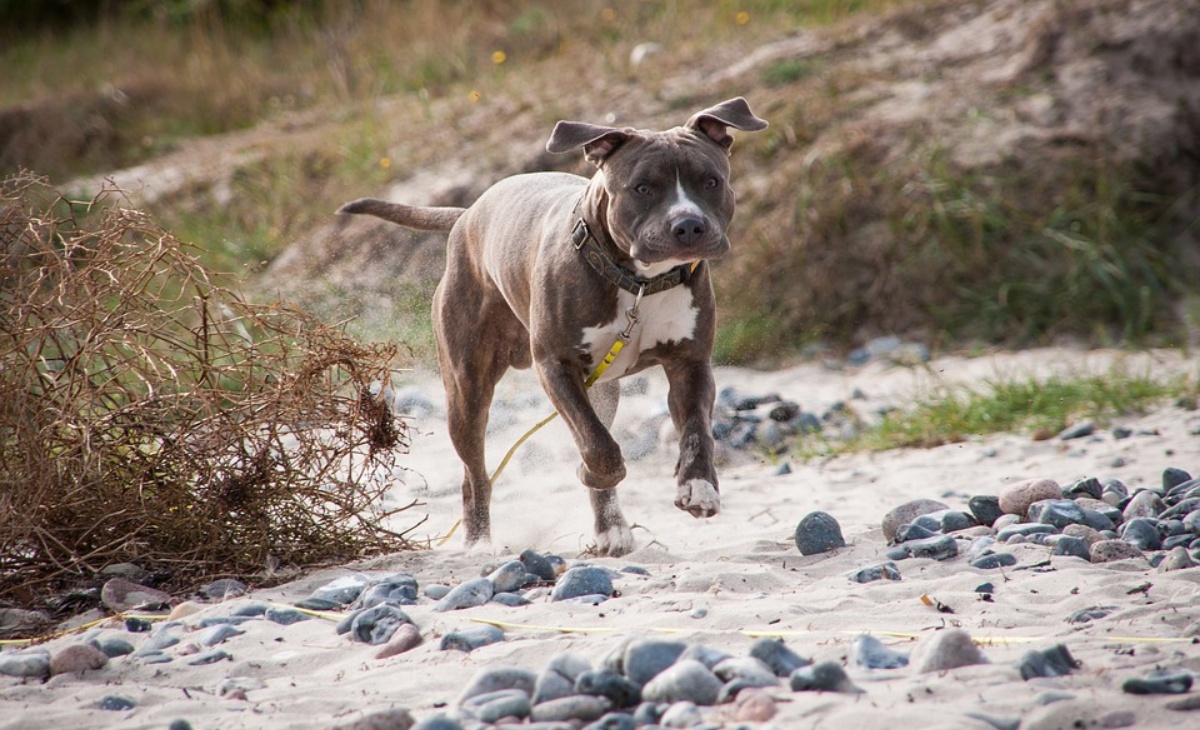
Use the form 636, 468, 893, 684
339, 98, 766, 556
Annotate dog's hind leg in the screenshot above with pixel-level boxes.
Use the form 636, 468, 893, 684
586, 379, 634, 556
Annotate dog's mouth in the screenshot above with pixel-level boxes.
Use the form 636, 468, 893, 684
630, 232, 729, 271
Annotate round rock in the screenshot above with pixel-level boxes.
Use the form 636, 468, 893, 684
434, 577, 494, 612
999, 479, 1062, 517
551, 566, 614, 602
882, 499, 950, 542
100, 577, 172, 613
910, 628, 989, 673
50, 644, 109, 675
793, 511, 847, 555
622, 639, 687, 687
1090, 539, 1148, 564
748, 638, 811, 677
850, 634, 909, 669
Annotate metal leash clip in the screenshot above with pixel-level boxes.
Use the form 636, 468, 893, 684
620, 284, 645, 341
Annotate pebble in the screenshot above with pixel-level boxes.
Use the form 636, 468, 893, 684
522, 550, 561, 580
187, 649, 231, 665
996, 523, 1058, 541
641, 659, 723, 705
1065, 477, 1103, 500
999, 479, 1062, 516
1052, 536, 1091, 560
135, 630, 180, 656
435, 577, 495, 612
491, 592, 531, 607
98, 695, 136, 711
711, 656, 779, 688
440, 624, 504, 652
678, 644, 731, 669
850, 634, 909, 669
93, 637, 135, 658
793, 511, 847, 555
265, 607, 311, 625
308, 573, 372, 606
351, 604, 414, 645
199, 578, 248, 600
658, 700, 703, 728
1120, 518, 1162, 550
910, 629, 989, 673
49, 643, 108, 675
1101, 478, 1130, 506
1163, 467, 1193, 491
1122, 669, 1193, 695
1123, 490, 1165, 521
375, 623, 423, 659
733, 689, 777, 722
551, 567, 614, 602
100, 577, 172, 613
895, 523, 939, 543
462, 688, 532, 723
632, 701, 664, 726
968, 495, 1004, 526
1017, 644, 1079, 680
972, 552, 1017, 569
231, 602, 269, 617
894, 534, 958, 561
584, 712, 637, 730
534, 652, 593, 704
623, 639, 687, 686
748, 638, 811, 677
354, 574, 419, 608
335, 708, 416, 730
198, 623, 244, 647
1062, 524, 1104, 545
1158, 546, 1196, 572
576, 667, 642, 708
882, 499, 949, 541
459, 666, 539, 704
1066, 605, 1116, 624
167, 601, 204, 621
848, 562, 902, 583
1028, 499, 1086, 528
487, 561, 529, 594
788, 661, 863, 693
1058, 421, 1095, 440
530, 695, 612, 723
411, 714, 463, 730
1090, 539, 1147, 563
424, 584, 452, 600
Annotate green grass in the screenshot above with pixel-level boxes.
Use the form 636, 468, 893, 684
798, 365, 1198, 456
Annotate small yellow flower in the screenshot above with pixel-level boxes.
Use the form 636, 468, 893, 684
468, 90, 482, 102
379, 157, 392, 169
492, 50, 507, 65
735, 10, 750, 25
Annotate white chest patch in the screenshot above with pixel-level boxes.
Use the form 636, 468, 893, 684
580, 285, 698, 382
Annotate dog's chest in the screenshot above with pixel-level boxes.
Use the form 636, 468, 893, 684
579, 286, 698, 382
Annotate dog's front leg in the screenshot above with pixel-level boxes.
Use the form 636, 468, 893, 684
664, 358, 720, 517
535, 357, 627, 489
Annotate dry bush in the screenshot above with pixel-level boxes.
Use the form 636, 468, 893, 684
0, 173, 418, 610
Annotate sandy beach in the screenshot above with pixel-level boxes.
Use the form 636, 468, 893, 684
3, 347, 1199, 730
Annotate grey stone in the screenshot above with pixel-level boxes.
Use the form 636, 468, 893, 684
490, 592, 531, 607
1159, 546, 1196, 572
910, 628, 989, 673
440, 625, 504, 652
265, 608, 310, 625
793, 511, 847, 555
411, 714, 462, 730
576, 667, 642, 708
1123, 490, 1165, 521
677, 643, 732, 669
134, 630, 180, 656
583, 712, 637, 730
848, 562, 902, 583
1017, 644, 1079, 680
309, 573, 372, 606
1052, 536, 1092, 560
968, 495, 1004, 526
100, 577, 171, 613
531, 696, 612, 723
458, 666, 538, 705
898, 534, 959, 560
895, 523, 939, 543
1058, 421, 1095, 440
1163, 467, 1193, 491
198, 623, 244, 647
788, 661, 863, 693
623, 639, 687, 687
551, 566, 614, 602
964, 712, 1020, 730
487, 561, 529, 594
423, 584, 451, 600
850, 634, 909, 669
1066, 605, 1116, 624
997, 523, 1059, 541
1122, 669, 1193, 695
748, 638, 811, 677
1120, 518, 1162, 550
461, 689, 532, 724
98, 695, 136, 711
351, 604, 414, 645
335, 708, 415, 730
972, 552, 1017, 570
354, 574, 419, 608
1101, 478, 1130, 506
882, 499, 949, 541
199, 578, 248, 600
1029, 499, 1086, 528
711, 657, 779, 687
1065, 477, 1103, 500
659, 700, 703, 728
435, 577, 494, 612
1090, 539, 1148, 563
1063, 524, 1105, 545
187, 649, 232, 665
93, 637, 136, 658
49, 644, 108, 675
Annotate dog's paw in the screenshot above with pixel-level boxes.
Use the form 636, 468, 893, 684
675, 479, 720, 518
595, 522, 635, 557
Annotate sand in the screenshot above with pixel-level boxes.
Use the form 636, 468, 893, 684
3, 347, 1199, 730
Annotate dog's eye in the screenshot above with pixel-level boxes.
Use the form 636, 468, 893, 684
705, 177, 720, 189
634, 183, 652, 195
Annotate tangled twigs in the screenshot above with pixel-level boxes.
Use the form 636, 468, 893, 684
0, 172, 418, 612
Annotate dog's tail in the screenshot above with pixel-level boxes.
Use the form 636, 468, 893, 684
338, 198, 465, 232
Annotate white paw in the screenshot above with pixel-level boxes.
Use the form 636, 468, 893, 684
596, 522, 635, 557
675, 479, 720, 518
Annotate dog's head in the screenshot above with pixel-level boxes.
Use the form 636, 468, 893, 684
547, 98, 767, 275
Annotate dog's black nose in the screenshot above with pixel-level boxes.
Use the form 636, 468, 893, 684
672, 217, 707, 245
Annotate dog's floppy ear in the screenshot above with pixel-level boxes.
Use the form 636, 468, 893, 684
685, 97, 768, 151
546, 122, 632, 165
